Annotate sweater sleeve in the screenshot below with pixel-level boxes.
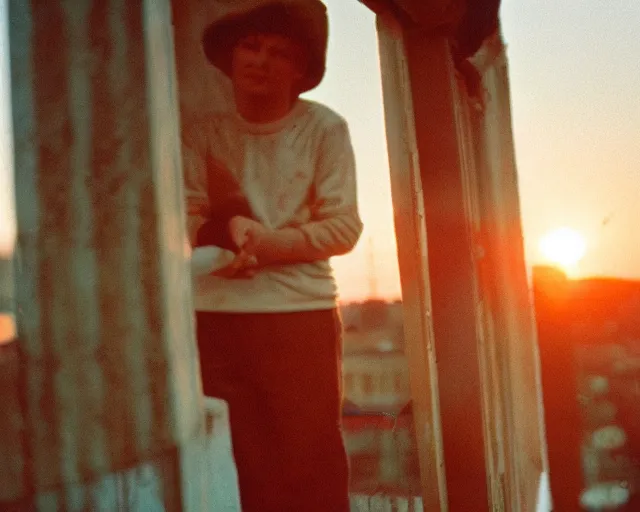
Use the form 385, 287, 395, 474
254, 119, 363, 265
298, 119, 363, 257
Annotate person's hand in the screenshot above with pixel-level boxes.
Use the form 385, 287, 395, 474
229, 216, 265, 250
211, 249, 258, 279
243, 223, 271, 256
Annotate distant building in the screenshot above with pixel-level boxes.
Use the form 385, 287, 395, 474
340, 299, 409, 413
535, 267, 640, 510
339, 299, 419, 496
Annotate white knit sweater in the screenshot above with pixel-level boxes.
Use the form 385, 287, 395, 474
183, 99, 363, 312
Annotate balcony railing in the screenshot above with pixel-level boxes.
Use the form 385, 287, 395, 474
350, 494, 424, 511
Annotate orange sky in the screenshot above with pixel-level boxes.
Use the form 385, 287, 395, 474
307, 0, 640, 302
1, 0, 638, 303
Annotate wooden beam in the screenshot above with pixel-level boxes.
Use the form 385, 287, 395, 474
391, 0, 464, 29
362, 0, 465, 30
402, 31, 491, 509
376, 16, 448, 511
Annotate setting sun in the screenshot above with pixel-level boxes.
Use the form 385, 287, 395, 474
539, 227, 587, 273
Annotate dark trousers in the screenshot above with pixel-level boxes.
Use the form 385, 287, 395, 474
196, 309, 350, 512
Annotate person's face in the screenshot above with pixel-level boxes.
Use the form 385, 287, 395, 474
231, 32, 306, 100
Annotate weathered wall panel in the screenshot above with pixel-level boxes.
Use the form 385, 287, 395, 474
3, 0, 201, 501
0, 399, 238, 511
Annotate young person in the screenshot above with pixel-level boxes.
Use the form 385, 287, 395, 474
183, 1, 363, 510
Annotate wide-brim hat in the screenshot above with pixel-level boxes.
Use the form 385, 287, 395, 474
202, 0, 329, 94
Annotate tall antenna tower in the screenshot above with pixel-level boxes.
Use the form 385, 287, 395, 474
367, 236, 378, 299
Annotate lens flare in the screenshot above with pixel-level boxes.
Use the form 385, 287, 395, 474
539, 227, 587, 273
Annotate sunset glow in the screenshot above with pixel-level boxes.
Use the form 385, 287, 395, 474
539, 228, 587, 274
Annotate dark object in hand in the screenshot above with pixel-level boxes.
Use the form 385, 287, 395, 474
195, 157, 255, 251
